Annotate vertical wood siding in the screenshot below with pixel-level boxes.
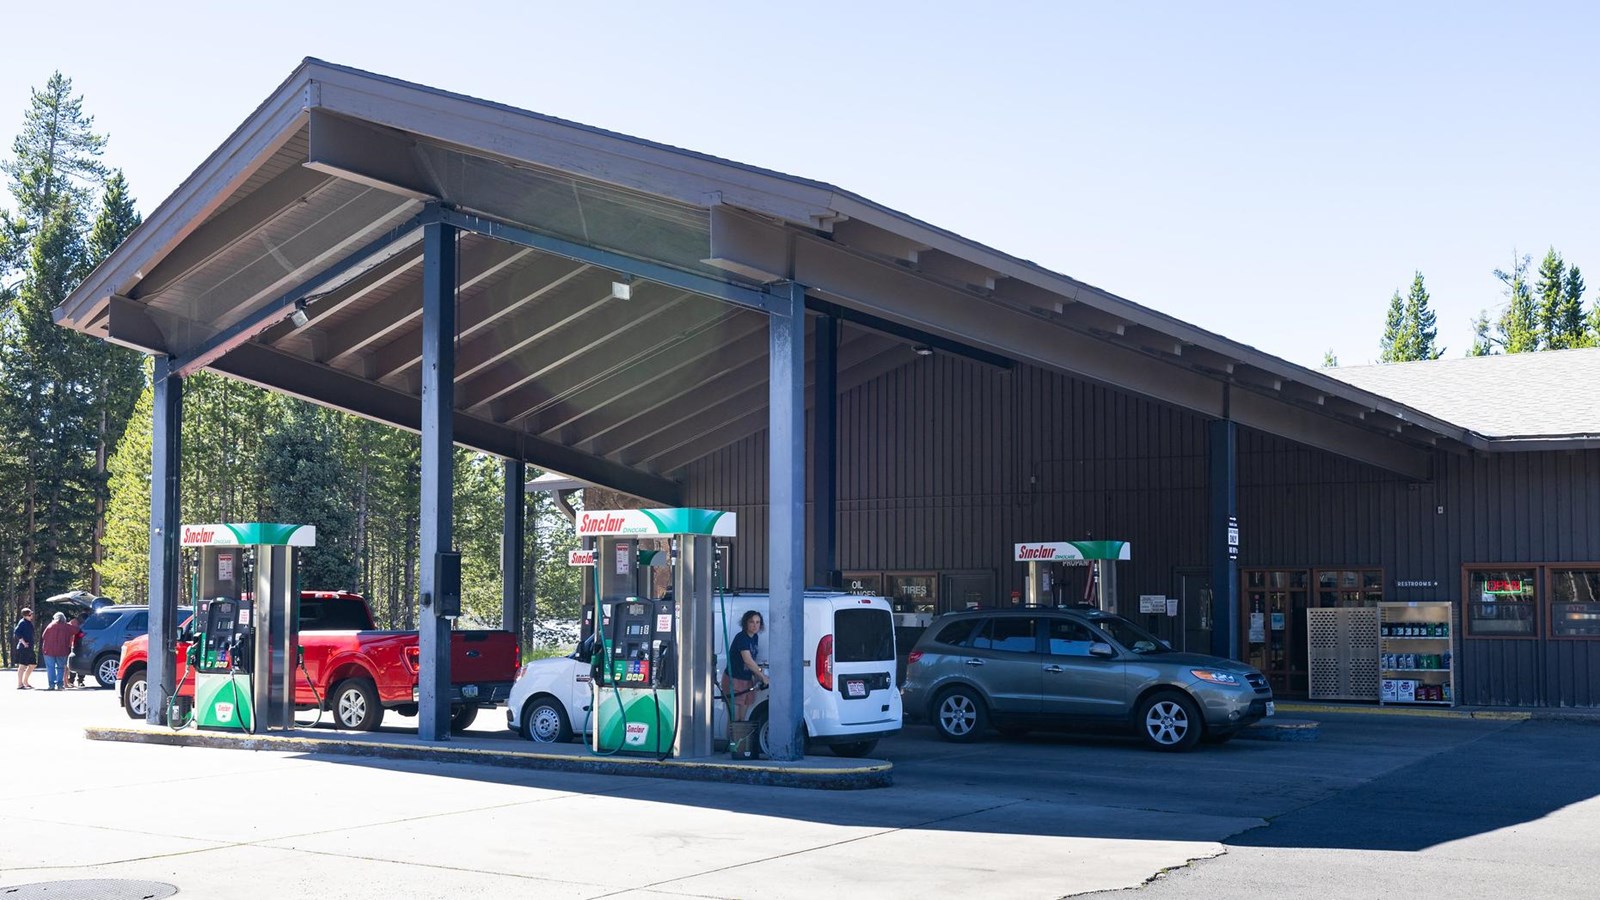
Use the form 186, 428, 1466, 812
679, 354, 1600, 707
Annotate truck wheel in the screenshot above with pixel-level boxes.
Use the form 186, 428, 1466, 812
520, 695, 573, 743
121, 669, 147, 719
829, 739, 878, 758
1139, 690, 1202, 752
932, 686, 988, 743
332, 678, 384, 731
449, 705, 478, 733
95, 655, 120, 689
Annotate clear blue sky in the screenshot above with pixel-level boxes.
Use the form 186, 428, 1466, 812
5, 2, 1597, 368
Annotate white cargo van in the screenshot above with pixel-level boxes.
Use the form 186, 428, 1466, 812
507, 591, 901, 757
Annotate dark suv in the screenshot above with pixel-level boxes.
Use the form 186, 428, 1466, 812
72, 606, 189, 689
901, 607, 1273, 751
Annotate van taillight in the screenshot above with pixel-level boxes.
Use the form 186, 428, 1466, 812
907, 650, 923, 666
817, 634, 834, 691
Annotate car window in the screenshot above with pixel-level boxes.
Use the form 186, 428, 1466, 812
81, 611, 119, 630
834, 608, 894, 662
126, 612, 149, 631
1047, 618, 1098, 657
1088, 614, 1168, 654
972, 617, 1038, 653
933, 619, 978, 646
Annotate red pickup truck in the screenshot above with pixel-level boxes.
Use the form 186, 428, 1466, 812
117, 591, 519, 732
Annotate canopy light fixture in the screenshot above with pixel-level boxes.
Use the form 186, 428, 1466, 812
913, 344, 933, 357
289, 299, 310, 329
610, 275, 635, 301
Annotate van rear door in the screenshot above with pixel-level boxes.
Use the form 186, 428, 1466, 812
830, 602, 897, 726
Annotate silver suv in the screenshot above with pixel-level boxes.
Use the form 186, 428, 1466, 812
901, 607, 1273, 751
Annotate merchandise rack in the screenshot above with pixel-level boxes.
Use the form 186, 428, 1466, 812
1378, 601, 1456, 706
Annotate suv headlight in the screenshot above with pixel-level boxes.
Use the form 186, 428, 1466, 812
1190, 669, 1241, 685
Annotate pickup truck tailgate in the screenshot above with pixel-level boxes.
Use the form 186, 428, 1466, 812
451, 630, 519, 684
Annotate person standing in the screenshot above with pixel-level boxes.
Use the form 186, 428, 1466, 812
66, 613, 87, 688
41, 612, 76, 691
727, 610, 770, 722
12, 608, 36, 689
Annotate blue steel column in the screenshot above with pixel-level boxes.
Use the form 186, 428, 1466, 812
1208, 418, 1239, 660
145, 357, 182, 725
810, 313, 838, 589
768, 282, 807, 760
503, 459, 525, 641
419, 220, 456, 741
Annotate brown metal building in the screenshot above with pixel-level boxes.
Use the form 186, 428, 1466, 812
53, 59, 1600, 740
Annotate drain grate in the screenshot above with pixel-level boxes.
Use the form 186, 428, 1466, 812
0, 881, 178, 899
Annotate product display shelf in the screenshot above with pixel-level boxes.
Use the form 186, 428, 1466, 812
1378, 601, 1456, 706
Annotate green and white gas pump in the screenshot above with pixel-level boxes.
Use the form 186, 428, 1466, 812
1015, 540, 1131, 611
579, 508, 734, 758
182, 523, 314, 733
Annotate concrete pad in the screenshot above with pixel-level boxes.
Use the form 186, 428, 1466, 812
652, 800, 1258, 900
86, 723, 893, 790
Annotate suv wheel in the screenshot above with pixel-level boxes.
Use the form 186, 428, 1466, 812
932, 686, 988, 742
1139, 690, 1202, 752
95, 655, 120, 689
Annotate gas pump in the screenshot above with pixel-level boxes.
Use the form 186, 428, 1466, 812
181, 523, 315, 733
1014, 540, 1131, 611
577, 508, 734, 759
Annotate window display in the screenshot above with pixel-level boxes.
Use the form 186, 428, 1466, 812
1379, 602, 1455, 706
1465, 568, 1537, 637
1549, 568, 1600, 638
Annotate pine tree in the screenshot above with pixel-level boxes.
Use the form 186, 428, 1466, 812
1468, 310, 1495, 356
0, 72, 108, 280
1550, 264, 1587, 350
98, 370, 153, 602
260, 399, 358, 590
1493, 254, 1540, 354
1400, 272, 1442, 360
1378, 290, 1406, 362
1322, 349, 1338, 367
83, 172, 145, 591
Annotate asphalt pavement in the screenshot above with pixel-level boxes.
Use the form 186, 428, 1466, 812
1, 681, 1593, 899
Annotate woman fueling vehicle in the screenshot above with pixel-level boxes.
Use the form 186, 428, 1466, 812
728, 610, 770, 721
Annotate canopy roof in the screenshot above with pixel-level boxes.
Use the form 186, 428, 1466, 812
56, 59, 1503, 493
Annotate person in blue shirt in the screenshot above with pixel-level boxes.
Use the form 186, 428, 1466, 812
727, 610, 770, 721
12, 608, 36, 689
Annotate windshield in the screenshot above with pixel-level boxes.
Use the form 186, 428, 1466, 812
1088, 614, 1169, 654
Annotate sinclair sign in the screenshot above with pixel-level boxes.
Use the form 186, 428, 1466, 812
1013, 540, 1131, 563
180, 523, 317, 547
574, 508, 736, 538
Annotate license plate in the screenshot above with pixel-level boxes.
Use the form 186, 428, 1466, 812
1265, 701, 1276, 717
845, 680, 867, 698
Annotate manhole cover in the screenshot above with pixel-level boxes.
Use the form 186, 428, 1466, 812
0, 881, 178, 899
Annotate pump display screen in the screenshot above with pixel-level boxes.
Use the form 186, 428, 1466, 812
625, 623, 649, 636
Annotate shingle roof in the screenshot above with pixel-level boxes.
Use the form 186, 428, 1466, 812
1326, 348, 1600, 441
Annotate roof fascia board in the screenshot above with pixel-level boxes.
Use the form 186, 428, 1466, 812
1228, 390, 1433, 481
211, 342, 682, 504
1483, 436, 1600, 451
56, 66, 319, 329
303, 63, 838, 227
823, 194, 1479, 448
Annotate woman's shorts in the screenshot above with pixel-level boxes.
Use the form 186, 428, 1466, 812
14, 646, 36, 666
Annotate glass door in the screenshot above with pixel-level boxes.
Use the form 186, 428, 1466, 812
1244, 569, 1309, 696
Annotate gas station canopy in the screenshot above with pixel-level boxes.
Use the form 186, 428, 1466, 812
55, 59, 1478, 492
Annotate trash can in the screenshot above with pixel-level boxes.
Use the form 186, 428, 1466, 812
729, 720, 759, 760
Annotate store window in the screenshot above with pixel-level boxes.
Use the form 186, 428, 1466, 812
1547, 568, 1600, 638
1316, 569, 1384, 607
885, 572, 937, 616
842, 571, 882, 597
1464, 567, 1538, 637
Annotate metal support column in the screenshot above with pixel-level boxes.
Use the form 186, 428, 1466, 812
503, 459, 525, 639
674, 534, 715, 758
145, 357, 182, 726
810, 312, 838, 589
768, 282, 807, 760
1208, 418, 1239, 661
419, 219, 457, 741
